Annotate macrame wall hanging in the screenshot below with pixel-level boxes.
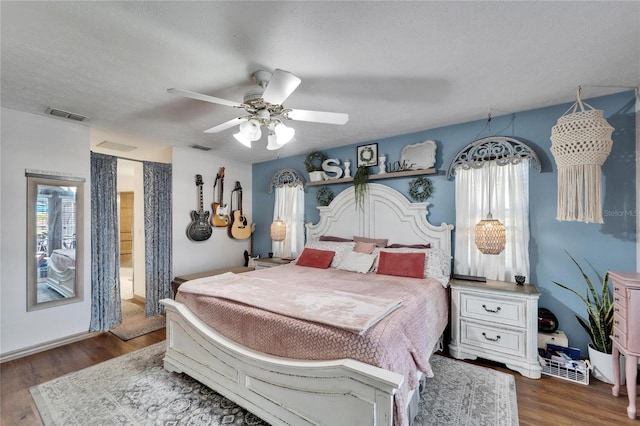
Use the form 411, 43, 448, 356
550, 87, 614, 223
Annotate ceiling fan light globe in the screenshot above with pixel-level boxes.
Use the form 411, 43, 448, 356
274, 123, 295, 145
266, 131, 284, 150
233, 131, 252, 148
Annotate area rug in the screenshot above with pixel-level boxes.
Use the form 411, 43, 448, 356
30, 343, 518, 426
109, 300, 166, 341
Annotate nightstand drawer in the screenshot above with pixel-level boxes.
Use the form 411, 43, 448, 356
460, 320, 526, 357
460, 293, 526, 327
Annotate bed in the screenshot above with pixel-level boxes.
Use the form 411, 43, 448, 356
161, 183, 453, 426
46, 248, 76, 297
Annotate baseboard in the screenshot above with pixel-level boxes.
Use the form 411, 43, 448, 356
0, 331, 97, 363
132, 294, 145, 304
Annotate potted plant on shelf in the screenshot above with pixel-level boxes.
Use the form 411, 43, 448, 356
353, 166, 370, 210
552, 252, 623, 384
305, 150, 328, 182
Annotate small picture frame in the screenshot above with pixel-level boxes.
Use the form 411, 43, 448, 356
356, 143, 378, 167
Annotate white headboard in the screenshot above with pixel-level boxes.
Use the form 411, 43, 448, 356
306, 183, 453, 255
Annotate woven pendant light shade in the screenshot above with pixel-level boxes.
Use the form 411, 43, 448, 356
550, 87, 613, 223
475, 213, 506, 255
270, 220, 286, 242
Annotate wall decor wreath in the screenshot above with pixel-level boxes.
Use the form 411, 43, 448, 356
304, 150, 328, 172
408, 176, 434, 202
316, 185, 334, 206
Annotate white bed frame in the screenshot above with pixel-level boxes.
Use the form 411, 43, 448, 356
161, 184, 453, 426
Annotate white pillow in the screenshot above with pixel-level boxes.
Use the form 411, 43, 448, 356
337, 250, 377, 274
302, 240, 355, 268
371, 247, 451, 286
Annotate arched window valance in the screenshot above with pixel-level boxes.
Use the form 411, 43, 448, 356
269, 168, 306, 193
446, 136, 541, 180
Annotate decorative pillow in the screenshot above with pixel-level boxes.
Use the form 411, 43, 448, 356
295, 248, 335, 269
353, 236, 389, 247
354, 241, 377, 254
371, 247, 451, 286
386, 243, 431, 249
376, 251, 425, 278
319, 235, 353, 242
303, 240, 355, 268
337, 250, 377, 274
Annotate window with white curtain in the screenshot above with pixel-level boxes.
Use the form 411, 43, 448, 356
454, 160, 530, 281
272, 185, 305, 258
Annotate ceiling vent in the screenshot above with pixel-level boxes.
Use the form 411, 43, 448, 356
190, 144, 212, 151
45, 107, 89, 122
97, 140, 137, 152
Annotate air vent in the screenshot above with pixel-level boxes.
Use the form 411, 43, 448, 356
45, 107, 89, 122
190, 144, 212, 151
97, 140, 137, 152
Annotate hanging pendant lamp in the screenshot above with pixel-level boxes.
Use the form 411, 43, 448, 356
550, 86, 614, 223
270, 219, 286, 242
475, 212, 506, 255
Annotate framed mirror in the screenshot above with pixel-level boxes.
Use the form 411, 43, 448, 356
26, 171, 85, 311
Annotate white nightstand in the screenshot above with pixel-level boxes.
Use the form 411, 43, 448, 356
253, 257, 294, 269
449, 279, 542, 379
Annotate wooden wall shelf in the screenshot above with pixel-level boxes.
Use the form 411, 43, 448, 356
305, 168, 437, 187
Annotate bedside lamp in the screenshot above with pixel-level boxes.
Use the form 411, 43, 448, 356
270, 219, 286, 242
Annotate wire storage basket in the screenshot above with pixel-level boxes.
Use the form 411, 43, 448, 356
538, 354, 591, 385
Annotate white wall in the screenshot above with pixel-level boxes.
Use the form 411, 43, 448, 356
0, 109, 254, 357
171, 146, 253, 276
1, 107, 92, 354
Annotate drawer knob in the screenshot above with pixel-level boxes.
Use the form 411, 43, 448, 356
482, 332, 501, 342
614, 286, 620, 291
615, 320, 619, 325
614, 297, 620, 302
482, 304, 501, 313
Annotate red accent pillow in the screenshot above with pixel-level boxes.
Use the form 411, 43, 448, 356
296, 248, 335, 269
376, 251, 426, 278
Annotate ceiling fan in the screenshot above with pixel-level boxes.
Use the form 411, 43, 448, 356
167, 69, 349, 150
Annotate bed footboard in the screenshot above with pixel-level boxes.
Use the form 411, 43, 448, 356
161, 298, 403, 426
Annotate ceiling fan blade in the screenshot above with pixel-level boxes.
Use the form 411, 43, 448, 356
167, 88, 241, 108
287, 109, 349, 125
203, 117, 247, 133
262, 69, 301, 105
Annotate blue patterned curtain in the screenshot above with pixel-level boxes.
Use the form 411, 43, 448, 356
143, 161, 172, 316
89, 152, 122, 332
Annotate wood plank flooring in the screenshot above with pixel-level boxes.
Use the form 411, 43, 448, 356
1, 330, 637, 425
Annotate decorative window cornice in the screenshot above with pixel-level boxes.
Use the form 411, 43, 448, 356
269, 168, 306, 193
446, 136, 542, 179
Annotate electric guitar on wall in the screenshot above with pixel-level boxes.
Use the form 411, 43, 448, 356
228, 181, 255, 240
210, 167, 230, 227
186, 174, 213, 241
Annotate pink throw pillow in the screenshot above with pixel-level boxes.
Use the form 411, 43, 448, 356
354, 241, 377, 254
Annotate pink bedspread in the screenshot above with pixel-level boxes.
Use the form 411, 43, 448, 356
176, 263, 449, 426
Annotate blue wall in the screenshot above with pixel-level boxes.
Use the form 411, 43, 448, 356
253, 91, 637, 354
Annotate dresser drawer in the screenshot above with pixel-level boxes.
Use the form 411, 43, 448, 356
613, 327, 627, 348
460, 320, 526, 357
614, 313, 627, 335
460, 293, 526, 327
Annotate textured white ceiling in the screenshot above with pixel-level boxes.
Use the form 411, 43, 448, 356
2, 1, 638, 164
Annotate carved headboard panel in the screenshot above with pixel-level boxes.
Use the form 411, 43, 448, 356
306, 183, 453, 254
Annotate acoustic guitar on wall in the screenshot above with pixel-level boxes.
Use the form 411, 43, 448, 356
186, 174, 213, 241
211, 167, 230, 227
228, 181, 255, 240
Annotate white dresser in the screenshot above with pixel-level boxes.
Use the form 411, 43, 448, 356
449, 279, 542, 379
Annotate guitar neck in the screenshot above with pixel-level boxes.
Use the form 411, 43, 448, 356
198, 184, 204, 213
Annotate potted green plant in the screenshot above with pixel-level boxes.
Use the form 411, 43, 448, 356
552, 252, 622, 384
353, 166, 369, 210
305, 150, 328, 182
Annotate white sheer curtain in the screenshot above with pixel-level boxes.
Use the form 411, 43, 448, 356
454, 160, 530, 281
272, 185, 305, 258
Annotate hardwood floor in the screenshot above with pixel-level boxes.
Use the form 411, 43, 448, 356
1, 330, 637, 425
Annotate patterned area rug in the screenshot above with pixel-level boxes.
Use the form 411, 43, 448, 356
109, 300, 166, 341
30, 343, 518, 426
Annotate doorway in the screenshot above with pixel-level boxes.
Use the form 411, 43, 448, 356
119, 191, 134, 299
